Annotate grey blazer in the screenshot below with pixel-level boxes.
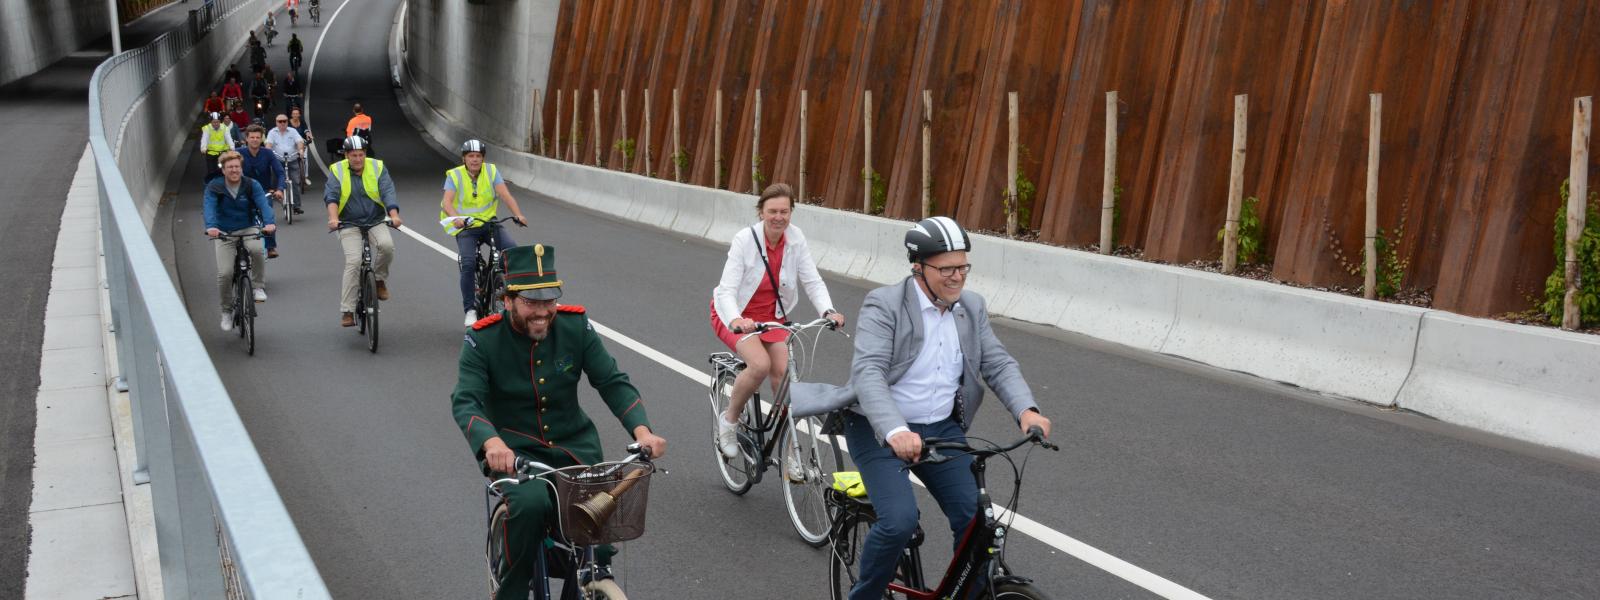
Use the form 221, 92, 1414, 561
790, 276, 1038, 445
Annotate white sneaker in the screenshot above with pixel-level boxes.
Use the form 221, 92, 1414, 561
463, 309, 477, 327
219, 311, 234, 331
253, 288, 268, 302
785, 443, 807, 482
716, 414, 741, 459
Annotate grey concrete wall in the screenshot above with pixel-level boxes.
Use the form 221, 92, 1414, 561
0, 0, 111, 86
401, 0, 556, 151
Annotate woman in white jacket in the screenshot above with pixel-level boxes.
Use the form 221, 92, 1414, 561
710, 183, 846, 458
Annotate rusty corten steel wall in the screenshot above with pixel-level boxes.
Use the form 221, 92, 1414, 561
537, 0, 1600, 318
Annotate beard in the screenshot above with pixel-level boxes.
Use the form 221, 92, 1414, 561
509, 310, 551, 341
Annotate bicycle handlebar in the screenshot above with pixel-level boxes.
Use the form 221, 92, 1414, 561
488, 443, 656, 492
331, 217, 394, 232
462, 215, 524, 228
731, 316, 839, 336
918, 427, 1058, 465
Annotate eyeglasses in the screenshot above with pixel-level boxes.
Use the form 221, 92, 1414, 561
920, 262, 973, 278
276, 120, 287, 123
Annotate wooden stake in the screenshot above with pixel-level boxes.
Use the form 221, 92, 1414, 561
532, 88, 543, 154
569, 90, 579, 162
1566, 96, 1592, 330
554, 90, 562, 159
619, 88, 628, 171
643, 89, 651, 176
752, 89, 761, 194
592, 89, 601, 166
799, 89, 808, 203
1101, 91, 1117, 255
672, 88, 682, 182
1222, 94, 1248, 273
922, 89, 932, 219
863, 90, 873, 213
1364, 93, 1381, 300
1006, 92, 1019, 236
715, 89, 723, 189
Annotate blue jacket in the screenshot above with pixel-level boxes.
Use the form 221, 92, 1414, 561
238, 145, 285, 191
203, 176, 275, 232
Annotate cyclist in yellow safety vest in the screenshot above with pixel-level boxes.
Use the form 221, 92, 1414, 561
199, 112, 237, 182
324, 136, 402, 328
440, 139, 528, 327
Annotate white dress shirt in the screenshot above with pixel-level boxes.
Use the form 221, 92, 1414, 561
266, 126, 304, 163
883, 286, 963, 440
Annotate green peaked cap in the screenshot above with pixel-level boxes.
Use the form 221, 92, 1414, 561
501, 243, 563, 300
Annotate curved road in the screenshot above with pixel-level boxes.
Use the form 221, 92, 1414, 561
161, 1, 1600, 598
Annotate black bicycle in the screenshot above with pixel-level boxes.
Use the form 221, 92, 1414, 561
461, 215, 522, 317
485, 445, 658, 599
216, 231, 265, 355
826, 428, 1058, 600
708, 317, 848, 546
336, 220, 388, 352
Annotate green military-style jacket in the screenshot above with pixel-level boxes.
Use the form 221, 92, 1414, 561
451, 305, 650, 469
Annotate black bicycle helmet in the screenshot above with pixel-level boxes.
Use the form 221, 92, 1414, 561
342, 135, 368, 152
904, 216, 971, 262
460, 139, 488, 156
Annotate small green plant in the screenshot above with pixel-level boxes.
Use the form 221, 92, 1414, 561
752, 155, 766, 191
1001, 170, 1037, 233
864, 168, 887, 215
1541, 178, 1600, 326
1330, 219, 1410, 299
670, 149, 690, 173
1215, 196, 1265, 264
613, 138, 636, 163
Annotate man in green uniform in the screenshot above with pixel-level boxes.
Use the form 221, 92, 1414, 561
452, 243, 667, 599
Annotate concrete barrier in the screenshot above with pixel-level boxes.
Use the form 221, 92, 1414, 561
1396, 312, 1600, 457
1161, 271, 1426, 406
397, 31, 1600, 458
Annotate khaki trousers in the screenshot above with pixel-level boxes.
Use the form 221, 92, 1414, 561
337, 225, 394, 312
214, 227, 265, 311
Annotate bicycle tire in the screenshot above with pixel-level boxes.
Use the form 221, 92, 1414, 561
356, 271, 369, 334
711, 370, 755, 495
485, 267, 505, 315
485, 501, 510, 596
364, 270, 380, 353
473, 257, 490, 316
988, 582, 1054, 600
828, 509, 879, 600
282, 188, 294, 225
782, 414, 842, 547
239, 274, 255, 355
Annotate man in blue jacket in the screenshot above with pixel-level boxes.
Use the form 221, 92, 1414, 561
204, 150, 277, 332
239, 124, 286, 258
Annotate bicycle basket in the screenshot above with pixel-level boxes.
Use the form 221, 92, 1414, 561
552, 461, 656, 546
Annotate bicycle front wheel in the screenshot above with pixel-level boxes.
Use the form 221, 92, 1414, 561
988, 582, 1053, 600
782, 414, 843, 546
363, 270, 380, 353
282, 187, 294, 225
828, 509, 876, 600
484, 267, 505, 315
711, 370, 756, 495
238, 274, 255, 355
485, 501, 510, 596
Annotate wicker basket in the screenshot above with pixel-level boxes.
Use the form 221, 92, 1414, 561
552, 462, 656, 546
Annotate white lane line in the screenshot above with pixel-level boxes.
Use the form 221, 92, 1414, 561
304, 0, 355, 178
395, 224, 1211, 600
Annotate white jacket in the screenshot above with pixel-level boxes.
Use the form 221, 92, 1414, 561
712, 223, 836, 326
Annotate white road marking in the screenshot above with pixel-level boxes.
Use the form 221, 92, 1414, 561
304, 3, 1213, 596
304, 0, 355, 178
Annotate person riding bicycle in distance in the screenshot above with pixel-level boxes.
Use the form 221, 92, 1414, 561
452, 244, 667, 599
441, 138, 528, 327
710, 183, 845, 459
794, 216, 1052, 600
324, 135, 401, 328
203, 151, 276, 331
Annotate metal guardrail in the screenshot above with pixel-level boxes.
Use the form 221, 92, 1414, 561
89, 0, 331, 597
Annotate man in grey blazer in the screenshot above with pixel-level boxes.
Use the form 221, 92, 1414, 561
801, 216, 1052, 600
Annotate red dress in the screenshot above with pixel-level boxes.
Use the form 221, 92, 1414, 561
710, 234, 791, 351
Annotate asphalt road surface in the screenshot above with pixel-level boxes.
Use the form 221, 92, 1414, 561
0, 3, 214, 596
156, 1, 1600, 598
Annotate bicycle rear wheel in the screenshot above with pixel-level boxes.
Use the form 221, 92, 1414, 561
711, 370, 757, 495
363, 270, 380, 353
988, 582, 1053, 600
828, 510, 877, 600
238, 274, 255, 355
782, 413, 843, 546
